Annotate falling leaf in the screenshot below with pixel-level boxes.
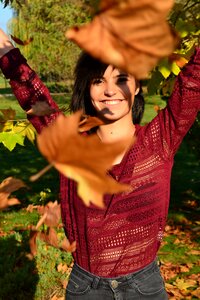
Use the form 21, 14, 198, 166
29, 227, 76, 256
36, 201, 61, 228
37, 111, 132, 208
0, 177, 27, 210
26, 103, 105, 132
78, 115, 105, 132
66, 0, 179, 79
60, 237, 76, 253
10, 35, 33, 46
29, 230, 38, 257
26, 101, 58, 116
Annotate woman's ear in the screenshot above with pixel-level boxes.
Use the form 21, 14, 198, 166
135, 81, 140, 95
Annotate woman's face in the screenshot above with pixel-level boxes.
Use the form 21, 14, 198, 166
90, 65, 139, 121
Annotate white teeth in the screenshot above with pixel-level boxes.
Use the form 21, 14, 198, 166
103, 100, 122, 105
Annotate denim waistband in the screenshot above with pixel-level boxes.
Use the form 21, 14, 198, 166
72, 259, 160, 289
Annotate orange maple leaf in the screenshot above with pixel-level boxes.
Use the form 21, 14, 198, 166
66, 0, 179, 79
37, 111, 132, 208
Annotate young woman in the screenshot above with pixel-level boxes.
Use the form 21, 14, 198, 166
0, 28, 200, 299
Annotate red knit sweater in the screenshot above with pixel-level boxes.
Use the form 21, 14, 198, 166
0, 48, 200, 277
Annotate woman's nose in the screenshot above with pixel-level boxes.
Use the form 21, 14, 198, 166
104, 82, 117, 97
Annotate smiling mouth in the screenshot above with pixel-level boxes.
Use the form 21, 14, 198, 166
101, 100, 124, 105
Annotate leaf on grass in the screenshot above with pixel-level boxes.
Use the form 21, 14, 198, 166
66, 0, 179, 79
10, 35, 33, 46
174, 278, 197, 291
165, 283, 183, 298
0, 177, 26, 209
51, 295, 65, 300
37, 111, 132, 208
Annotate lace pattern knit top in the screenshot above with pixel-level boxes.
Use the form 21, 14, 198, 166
0, 48, 200, 277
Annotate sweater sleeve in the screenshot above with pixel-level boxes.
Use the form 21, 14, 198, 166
146, 47, 200, 160
0, 48, 60, 133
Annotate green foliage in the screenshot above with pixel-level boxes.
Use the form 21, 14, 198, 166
147, 0, 200, 96
0, 107, 36, 150
0, 131, 24, 150
7, 0, 92, 81
0, 94, 70, 151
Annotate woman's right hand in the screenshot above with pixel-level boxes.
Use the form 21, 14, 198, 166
0, 29, 15, 59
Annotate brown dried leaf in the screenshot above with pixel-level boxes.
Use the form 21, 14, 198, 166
29, 227, 76, 256
29, 230, 38, 257
0, 177, 26, 209
26, 101, 58, 116
37, 111, 132, 208
60, 237, 76, 253
0, 108, 16, 120
57, 263, 69, 274
36, 201, 61, 228
78, 115, 105, 132
51, 296, 64, 300
66, 0, 179, 79
38, 227, 59, 248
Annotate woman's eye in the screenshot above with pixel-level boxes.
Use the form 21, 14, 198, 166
92, 78, 103, 85
117, 76, 128, 84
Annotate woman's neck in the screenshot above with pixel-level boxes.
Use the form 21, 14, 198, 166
97, 116, 135, 143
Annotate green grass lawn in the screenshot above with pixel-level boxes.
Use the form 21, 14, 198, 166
0, 91, 200, 299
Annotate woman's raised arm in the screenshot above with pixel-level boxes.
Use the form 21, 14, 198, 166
0, 29, 60, 133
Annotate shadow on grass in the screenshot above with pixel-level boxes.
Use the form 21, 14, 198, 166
0, 230, 39, 300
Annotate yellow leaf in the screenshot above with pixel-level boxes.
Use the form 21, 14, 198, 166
175, 278, 197, 291
158, 66, 171, 79
2, 120, 13, 132
171, 61, 180, 75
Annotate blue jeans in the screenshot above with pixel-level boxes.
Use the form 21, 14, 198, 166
66, 259, 168, 299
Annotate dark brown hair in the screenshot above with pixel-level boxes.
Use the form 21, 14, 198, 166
69, 52, 144, 124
